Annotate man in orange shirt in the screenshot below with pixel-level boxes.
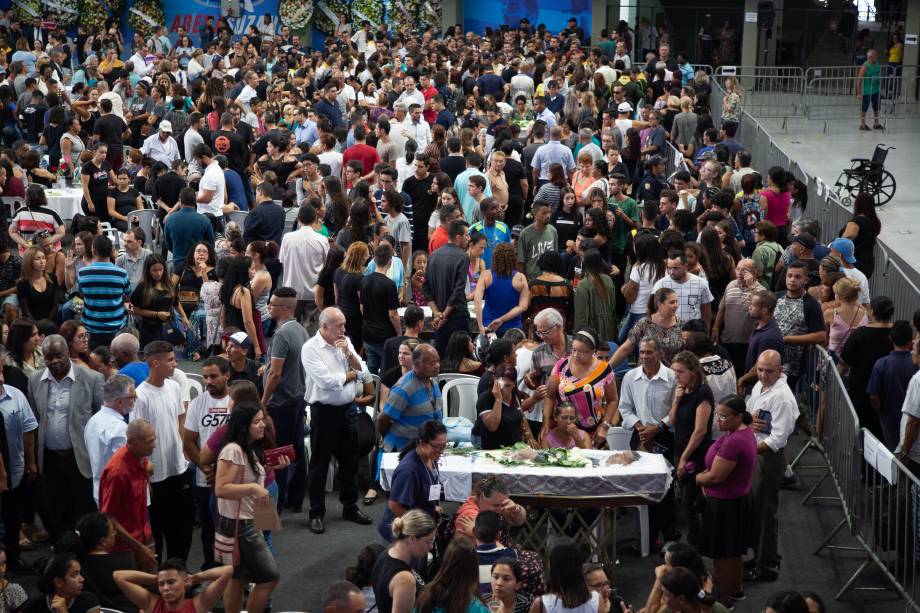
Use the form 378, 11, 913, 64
428, 203, 460, 254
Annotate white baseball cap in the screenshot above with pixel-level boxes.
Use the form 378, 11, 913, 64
158, 120, 173, 133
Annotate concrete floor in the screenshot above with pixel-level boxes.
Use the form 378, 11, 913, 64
761, 117, 920, 283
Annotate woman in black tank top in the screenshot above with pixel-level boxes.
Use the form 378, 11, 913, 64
371, 510, 436, 613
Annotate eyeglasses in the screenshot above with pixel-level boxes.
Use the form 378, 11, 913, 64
588, 581, 610, 591
535, 324, 559, 338
715, 413, 734, 421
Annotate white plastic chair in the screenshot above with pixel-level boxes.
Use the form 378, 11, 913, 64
1, 196, 23, 221
127, 209, 159, 249
186, 376, 203, 401
606, 427, 650, 558
370, 373, 382, 417
436, 373, 479, 387
441, 378, 479, 422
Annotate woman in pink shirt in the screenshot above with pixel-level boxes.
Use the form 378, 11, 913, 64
695, 394, 757, 607
759, 166, 792, 246
542, 402, 592, 449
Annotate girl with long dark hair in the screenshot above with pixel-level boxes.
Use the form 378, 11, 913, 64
415, 540, 487, 613
220, 256, 263, 361
530, 537, 601, 613
25, 553, 99, 613
336, 200, 374, 251
574, 249, 617, 345
130, 254, 178, 348
698, 227, 736, 311
323, 175, 350, 235
620, 233, 665, 342
840, 191, 881, 278
6, 318, 42, 376
214, 402, 279, 613
315, 244, 346, 310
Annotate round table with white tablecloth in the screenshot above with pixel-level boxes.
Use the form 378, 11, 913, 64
42, 187, 84, 221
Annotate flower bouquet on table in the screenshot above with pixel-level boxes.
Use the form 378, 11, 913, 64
485, 443, 591, 468
127, 0, 166, 36
279, 0, 315, 30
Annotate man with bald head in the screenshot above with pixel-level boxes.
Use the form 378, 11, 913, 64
378, 343, 442, 452
530, 125, 576, 187
28, 334, 104, 534
112, 332, 150, 386
745, 349, 799, 582
301, 306, 373, 534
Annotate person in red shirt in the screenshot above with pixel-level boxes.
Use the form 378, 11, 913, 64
428, 203, 460, 254
341, 124, 380, 179
419, 73, 440, 124
99, 418, 157, 569
115, 559, 232, 613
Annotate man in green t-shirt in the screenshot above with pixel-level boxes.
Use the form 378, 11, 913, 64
516, 201, 558, 280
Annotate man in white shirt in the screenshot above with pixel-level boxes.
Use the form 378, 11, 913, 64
84, 374, 135, 503
652, 251, 714, 329
130, 340, 192, 561
351, 21, 371, 56
279, 203, 329, 332
129, 45, 154, 79
195, 144, 226, 219
182, 356, 230, 569
613, 40, 632, 70
746, 349, 799, 581
235, 70, 260, 113
395, 76, 425, 110
256, 13, 275, 37
140, 120, 181, 166
302, 307, 374, 534
183, 113, 205, 178
829, 238, 870, 306
617, 338, 677, 546
400, 103, 432, 150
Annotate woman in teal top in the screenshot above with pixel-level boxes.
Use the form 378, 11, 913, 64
414, 540, 489, 613
857, 49, 882, 131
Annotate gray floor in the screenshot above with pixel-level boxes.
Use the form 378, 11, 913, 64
761, 117, 920, 282
13, 427, 908, 612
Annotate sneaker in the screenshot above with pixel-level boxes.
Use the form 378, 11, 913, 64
781, 474, 800, 490
731, 591, 746, 601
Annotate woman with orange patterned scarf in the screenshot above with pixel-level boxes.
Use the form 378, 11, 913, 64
540, 328, 619, 448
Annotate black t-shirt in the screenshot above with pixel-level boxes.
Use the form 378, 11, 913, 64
108, 186, 140, 217
475, 390, 523, 450
20, 102, 47, 141
551, 208, 582, 248
503, 158, 528, 199
211, 129, 249, 176
381, 335, 410, 374
361, 272, 400, 343
152, 172, 186, 209
333, 269, 363, 318
43, 122, 67, 166
229, 358, 263, 392
381, 365, 403, 390
438, 155, 467, 183
94, 113, 127, 152
402, 174, 435, 252
841, 326, 893, 409
673, 383, 714, 468
79, 551, 137, 612
131, 284, 176, 341
82, 160, 111, 210
24, 591, 100, 613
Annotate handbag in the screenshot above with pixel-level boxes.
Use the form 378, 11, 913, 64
214, 469, 243, 566
161, 310, 187, 346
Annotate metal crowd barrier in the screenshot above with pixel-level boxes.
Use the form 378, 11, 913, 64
800, 64, 919, 120
713, 65, 804, 118
709, 81, 920, 608
690, 64, 714, 75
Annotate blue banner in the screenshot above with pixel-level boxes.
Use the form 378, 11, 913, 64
462, 0, 589, 38
161, 0, 280, 45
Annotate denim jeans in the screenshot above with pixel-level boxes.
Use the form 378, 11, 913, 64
364, 340, 384, 375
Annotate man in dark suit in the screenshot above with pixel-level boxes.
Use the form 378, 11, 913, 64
28, 334, 104, 535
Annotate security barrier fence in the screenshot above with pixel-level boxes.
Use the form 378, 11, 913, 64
708, 82, 920, 608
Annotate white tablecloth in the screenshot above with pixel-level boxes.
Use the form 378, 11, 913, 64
44, 187, 83, 221
380, 450, 672, 503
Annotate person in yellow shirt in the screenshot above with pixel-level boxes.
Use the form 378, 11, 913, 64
98, 47, 125, 81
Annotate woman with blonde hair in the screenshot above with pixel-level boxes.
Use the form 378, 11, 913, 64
571, 151, 596, 204
16, 246, 58, 321
824, 277, 868, 356
334, 241, 370, 352
721, 76, 744, 123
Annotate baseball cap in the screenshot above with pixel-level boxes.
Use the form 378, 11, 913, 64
648, 155, 666, 166
792, 232, 816, 251
616, 102, 633, 114
511, 225, 524, 238
158, 120, 173, 133
829, 238, 857, 264
226, 331, 253, 350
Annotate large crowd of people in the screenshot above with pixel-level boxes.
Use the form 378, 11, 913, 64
0, 8, 904, 613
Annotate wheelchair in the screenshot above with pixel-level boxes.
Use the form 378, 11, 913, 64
834, 144, 896, 206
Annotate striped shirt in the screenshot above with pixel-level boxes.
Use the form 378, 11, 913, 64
77, 262, 131, 334
11, 206, 63, 256
382, 370, 442, 451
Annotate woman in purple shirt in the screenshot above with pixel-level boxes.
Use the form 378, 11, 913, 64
695, 394, 757, 608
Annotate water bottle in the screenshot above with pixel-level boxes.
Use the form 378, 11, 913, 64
57, 158, 67, 189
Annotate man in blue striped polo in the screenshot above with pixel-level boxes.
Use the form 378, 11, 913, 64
77, 235, 131, 350
378, 343, 443, 452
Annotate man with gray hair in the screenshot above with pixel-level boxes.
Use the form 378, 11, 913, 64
301, 306, 373, 534
112, 332, 150, 386
576, 128, 604, 163
521, 308, 570, 437
28, 334, 103, 534
84, 374, 136, 503
322, 580, 365, 613
100, 418, 157, 569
